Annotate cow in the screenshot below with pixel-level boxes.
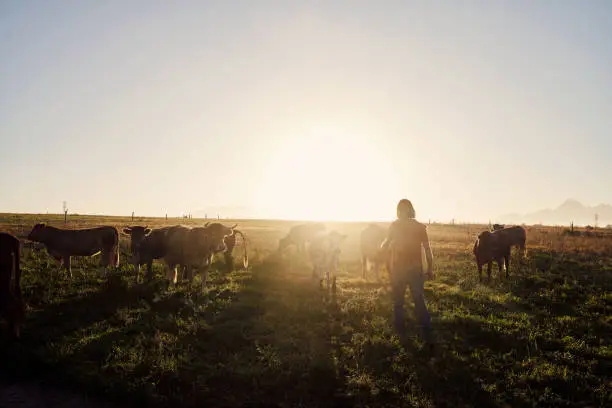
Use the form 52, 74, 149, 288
27, 223, 120, 278
473, 225, 526, 281
0, 232, 24, 339
309, 230, 347, 293
278, 222, 326, 254
123, 225, 174, 281
360, 223, 387, 280
204, 222, 249, 272
162, 225, 192, 284
492, 223, 505, 231
163, 224, 238, 289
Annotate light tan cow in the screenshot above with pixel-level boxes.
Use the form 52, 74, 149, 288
163, 224, 238, 290
309, 230, 347, 293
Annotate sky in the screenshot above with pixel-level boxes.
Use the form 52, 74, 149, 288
1, 1, 611, 222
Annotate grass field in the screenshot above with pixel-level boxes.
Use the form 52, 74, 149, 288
0, 214, 610, 407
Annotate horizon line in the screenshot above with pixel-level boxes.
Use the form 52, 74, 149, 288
0, 211, 601, 228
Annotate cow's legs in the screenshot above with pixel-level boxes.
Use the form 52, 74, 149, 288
63, 255, 72, 279
478, 263, 483, 282
361, 255, 368, 280
200, 266, 210, 291
167, 264, 178, 284
486, 261, 492, 281
504, 256, 510, 278
145, 260, 154, 281
504, 250, 510, 278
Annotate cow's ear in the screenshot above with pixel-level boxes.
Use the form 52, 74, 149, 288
123, 228, 132, 235
144, 228, 152, 235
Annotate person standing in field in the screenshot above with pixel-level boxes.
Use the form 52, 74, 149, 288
381, 199, 435, 349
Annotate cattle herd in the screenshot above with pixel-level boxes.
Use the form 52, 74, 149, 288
0, 220, 527, 340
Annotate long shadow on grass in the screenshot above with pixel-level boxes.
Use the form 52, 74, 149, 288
0, 271, 160, 406
2, 254, 350, 408
1, 260, 266, 408
163, 255, 353, 407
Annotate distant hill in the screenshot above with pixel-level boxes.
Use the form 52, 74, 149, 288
499, 199, 612, 227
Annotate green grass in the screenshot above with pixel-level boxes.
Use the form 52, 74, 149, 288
0, 216, 611, 407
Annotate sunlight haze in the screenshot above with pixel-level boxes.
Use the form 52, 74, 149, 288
1, 1, 611, 223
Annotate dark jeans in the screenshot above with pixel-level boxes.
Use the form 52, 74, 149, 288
391, 267, 433, 343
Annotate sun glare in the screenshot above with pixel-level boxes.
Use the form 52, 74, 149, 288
257, 125, 400, 221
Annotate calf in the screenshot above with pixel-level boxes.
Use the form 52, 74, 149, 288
27, 223, 120, 277
309, 230, 347, 293
473, 226, 526, 280
123, 225, 173, 281
0, 232, 24, 338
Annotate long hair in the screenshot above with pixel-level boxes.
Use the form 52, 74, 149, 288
396, 199, 416, 219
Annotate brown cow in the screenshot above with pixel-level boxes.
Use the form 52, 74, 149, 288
123, 225, 173, 281
0, 232, 24, 338
27, 223, 120, 277
278, 222, 326, 254
360, 223, 387, 280
473, 225, 526, 280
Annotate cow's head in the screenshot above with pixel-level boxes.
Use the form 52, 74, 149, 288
328, 231, 347, 245
27, 223, 49, 242
278, 236, 291, 252
123, 226, 152, 265
204, 222, 236, 252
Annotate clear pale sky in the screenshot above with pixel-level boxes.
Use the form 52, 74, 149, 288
1, 1, 611, 222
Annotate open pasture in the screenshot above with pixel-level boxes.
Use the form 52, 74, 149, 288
0, 214, 610, 407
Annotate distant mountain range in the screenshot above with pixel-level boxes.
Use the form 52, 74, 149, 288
499, 199, 612, 227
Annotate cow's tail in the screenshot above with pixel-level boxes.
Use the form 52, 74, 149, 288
112, 228, 120, 267
234, 230, 249, 269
